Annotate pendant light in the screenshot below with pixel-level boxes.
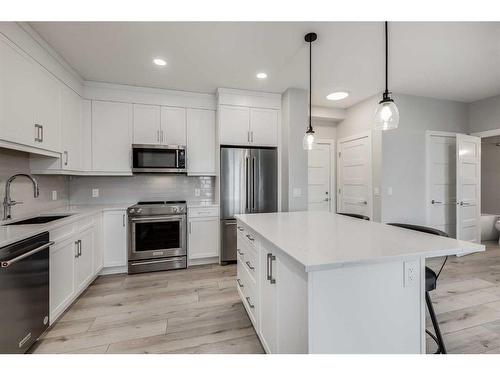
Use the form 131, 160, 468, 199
303, 32, 317, 150
374, 21, 399, 131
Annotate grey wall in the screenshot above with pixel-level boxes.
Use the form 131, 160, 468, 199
468, 94, 500, 133
0, 148, 68, 220
68, 175, 215, 205
281, 88, 309, 212
381, 94, 469, 224
481, 142, 500, 214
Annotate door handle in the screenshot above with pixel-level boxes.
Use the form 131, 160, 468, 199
252, 156, 256, 212
75, 240, 79, 258
245, 260, 255, 270
237, 226, 244, 231
268, 253, 276, 284
40, 125, 44, 142
460, 201, 473, 206
63, 151, 69, 166
246, 234, 254, 242
237, 248, 244, 256
431, 200, 443, 205
122, 214, 126, 227
236, 278, 244, 288
246, 296, 255, 309
1, 241, 54, 268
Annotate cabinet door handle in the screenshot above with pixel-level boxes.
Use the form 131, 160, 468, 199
78, 240, 82, 257
236, 278, 244, 288
63, 151, 69, 166
237, 248, 244, 256
75, 240, 79, 258
245, 260, 254, 270
40, 125, 44, 142
237, 226, 244, 231
268, 253, 276, 284
246, 296, 255, 309
34, 124, 42, 142
122, 214, 126, 227
246, 234, 254, 242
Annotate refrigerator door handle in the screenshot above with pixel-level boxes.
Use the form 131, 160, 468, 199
252, 156, 256, 212
245, 156, 250, 212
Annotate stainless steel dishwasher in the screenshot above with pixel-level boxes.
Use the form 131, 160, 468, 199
0, 232, 53, 353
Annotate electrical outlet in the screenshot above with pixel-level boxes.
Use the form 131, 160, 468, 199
52, 190, 57, 201
92, 188, 99, 198
404, 260, 419, 287
194, 188, 201, 197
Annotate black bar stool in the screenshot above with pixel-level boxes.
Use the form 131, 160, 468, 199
387, 223, 448, 354
337, 213, 370, 220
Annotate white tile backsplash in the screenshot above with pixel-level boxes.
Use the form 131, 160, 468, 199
0, 148, 69, 219
69, 175, 215, 205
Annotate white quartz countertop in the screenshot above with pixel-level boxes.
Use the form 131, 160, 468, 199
235, 211, 485, 272
0, 204, 130, 248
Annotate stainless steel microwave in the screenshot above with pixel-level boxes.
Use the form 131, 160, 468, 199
132, 144, 186, 173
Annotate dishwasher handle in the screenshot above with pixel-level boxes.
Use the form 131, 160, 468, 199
1, 241, 54, 268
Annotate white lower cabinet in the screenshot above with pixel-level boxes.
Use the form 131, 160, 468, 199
187, 207, 220, 263
259, 245, 278, 353
49, 215, 102, 324
103, 210, 128, 268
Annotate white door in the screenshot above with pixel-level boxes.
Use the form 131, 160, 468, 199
133, 104, 161, 144
426, 133, 457, 237
259, 246, 278, 353
92, 101, 132, 173
161, 106, 186, 146
250, 108, 278, 146
188, 217, 219, 259
75, 227, 95, 292
60, 84, 82, 171
308, 143, 333, 211
219, 105, 250, 145
103, 210, 127, 267
49, 237, 75, 323
456, 134, 481, 242
186, 108, 216, 175
337, 134, 372, 218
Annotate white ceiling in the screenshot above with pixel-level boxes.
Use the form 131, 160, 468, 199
30, 22, 500, 108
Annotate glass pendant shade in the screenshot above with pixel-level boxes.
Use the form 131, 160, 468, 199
374, 100, 399, 131
303, 130, 315, 150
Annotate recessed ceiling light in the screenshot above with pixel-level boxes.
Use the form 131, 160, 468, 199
153, 58, 167, 66
326, 91, 349, 101
256, 72, 268, 79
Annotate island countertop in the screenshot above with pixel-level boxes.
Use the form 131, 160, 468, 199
235, 211, 485, 272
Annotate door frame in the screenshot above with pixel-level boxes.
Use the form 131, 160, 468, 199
425, 130, 459, 228
336, 131, 373, 219
309, 139, 336, 212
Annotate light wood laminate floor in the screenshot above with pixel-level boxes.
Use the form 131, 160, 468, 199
32, 241, 500, 354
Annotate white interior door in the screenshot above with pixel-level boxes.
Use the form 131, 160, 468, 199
426, 133, 457, 237
337, 133, 372, 219
308, 143, 333, 211
456, 134, 481, 242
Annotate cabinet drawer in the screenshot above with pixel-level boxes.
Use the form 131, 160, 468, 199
50, 223, 76, 243
188, 206, 219, 218
237, 223, 258, 250
237, 260, 258, 325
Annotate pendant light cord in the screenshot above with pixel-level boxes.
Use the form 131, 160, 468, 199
385, 21, 389, 95
309, 38, 312, 132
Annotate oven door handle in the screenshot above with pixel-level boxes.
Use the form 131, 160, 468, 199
131, 215, 185, 223
1, 241, 54, 268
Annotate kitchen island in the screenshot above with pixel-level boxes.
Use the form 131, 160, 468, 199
235, 211, 484, 354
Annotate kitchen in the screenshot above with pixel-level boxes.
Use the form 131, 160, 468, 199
2, 12, 500, 365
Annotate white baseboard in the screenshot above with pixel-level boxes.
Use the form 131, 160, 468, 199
188, 256, 219, 267
100, 265, 127, 275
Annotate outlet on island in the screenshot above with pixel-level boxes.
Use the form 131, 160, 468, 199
92, 188, 99, 198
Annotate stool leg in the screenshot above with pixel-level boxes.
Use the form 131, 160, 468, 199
426, 291, 447, 354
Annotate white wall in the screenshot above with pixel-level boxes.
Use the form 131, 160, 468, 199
468, 94, 500, 133
381, 94, 469, 224
312, 118, 337, 140
0, 148, 68, 220
481, 142, 500, 214
281, 88, 309, 212
68, 175, 215, 206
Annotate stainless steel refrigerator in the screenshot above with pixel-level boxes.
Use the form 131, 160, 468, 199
220, 147, 278, 263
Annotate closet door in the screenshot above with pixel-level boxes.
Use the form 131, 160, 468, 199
456, 134, 481, 243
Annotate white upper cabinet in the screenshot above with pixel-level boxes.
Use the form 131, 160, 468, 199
219, 105, 279, 147
250, 108, 278, 146
133, 104, 161, 144
0, 35, 61, 153
187, 109, 216, 175
92, 101, 132, 173
161, 106, 186, 146
219, 105, 250, 145
60, 84, 82, 171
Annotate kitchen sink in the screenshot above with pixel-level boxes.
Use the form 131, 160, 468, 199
3, 215, 72, 225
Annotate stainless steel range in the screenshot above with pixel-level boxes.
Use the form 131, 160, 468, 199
127, 201, 187, 274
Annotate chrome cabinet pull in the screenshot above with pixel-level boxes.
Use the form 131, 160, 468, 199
245, 260, 254, 270
79, 240, 82, 257
246, 296, 255, 309
246, 234, 254, 242
266, 253, 272, 281
268, 253, 276, 284
236, 278, 244, 288
34, 124, 42, 142
1, 241, 54, 268
237, 226, 244, 231
63, 151, 69, 166
431, 199, 443, 205
237, 248, 244, 256
122, 214, 126, 227
75, 240, 79, 258
40, 125, 44, 142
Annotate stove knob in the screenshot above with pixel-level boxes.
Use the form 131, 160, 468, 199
136, 208, 143, 213
128, 208, 135, 214
173, 207, 179, 213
